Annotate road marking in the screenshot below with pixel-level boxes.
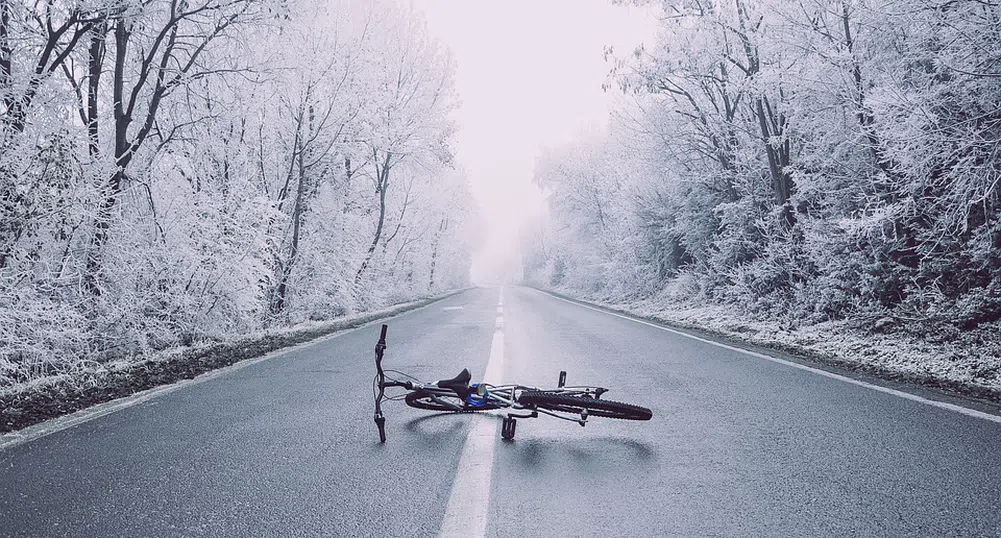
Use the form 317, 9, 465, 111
535, 288, 1001, 425
444, 306, 465, 311
439, 293, 504, 538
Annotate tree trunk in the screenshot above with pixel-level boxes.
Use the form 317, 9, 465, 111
270, 103, 314, 316
270, 141, 308, 316
0, 0, 10, 103
732, 0, 794, 226
754, 95, 794, 227
355, 151, 392, 286
428, 217, 447, 291
84, 19, 131, 293
0, 0, 14, 269
86, 21, 107, 158
841, 1, 898, 188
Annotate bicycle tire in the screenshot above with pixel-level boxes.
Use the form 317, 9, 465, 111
404, 390, 503, 412
517, 391, 652, 420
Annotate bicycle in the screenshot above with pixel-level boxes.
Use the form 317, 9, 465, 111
372, 324, 652, 442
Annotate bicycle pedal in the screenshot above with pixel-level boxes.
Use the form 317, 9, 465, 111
501, 416, 517, 440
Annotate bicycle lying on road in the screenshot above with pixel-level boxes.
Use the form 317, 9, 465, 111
372, 324, 652, 442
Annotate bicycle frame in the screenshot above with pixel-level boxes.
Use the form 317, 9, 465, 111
401, 381, 608, 423
372, 323, 642, 442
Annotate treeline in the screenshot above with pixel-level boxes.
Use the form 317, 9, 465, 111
0, 0, 472, 386
525, 0, 1001, 334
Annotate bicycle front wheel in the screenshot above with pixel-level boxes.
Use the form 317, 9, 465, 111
405, 390, 503, 412
518, 391, 652, 420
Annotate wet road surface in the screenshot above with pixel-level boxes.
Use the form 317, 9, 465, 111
2, 286, 1000, 537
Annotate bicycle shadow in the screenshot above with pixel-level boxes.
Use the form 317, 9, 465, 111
499, 435, 657, 472
370, 412, 508, 450
400, 412, 488, 441
375, 413, 656, 473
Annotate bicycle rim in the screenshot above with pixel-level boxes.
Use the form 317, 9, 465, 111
517, 391, 652, 420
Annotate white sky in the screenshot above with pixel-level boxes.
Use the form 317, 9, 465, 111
411, 0, 657, 284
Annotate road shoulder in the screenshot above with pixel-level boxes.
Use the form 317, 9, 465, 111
530, 286, 1001, 418
0, 289, 470, 438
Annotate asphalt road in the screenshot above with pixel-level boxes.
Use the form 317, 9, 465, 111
2, 286, 1000, 537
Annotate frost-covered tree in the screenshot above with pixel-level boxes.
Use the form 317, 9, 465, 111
531, 0, 1001, 330
0, 0, 472, 387
350, 2, 456, 287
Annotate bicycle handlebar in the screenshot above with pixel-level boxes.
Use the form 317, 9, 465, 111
374, 324, 388, 442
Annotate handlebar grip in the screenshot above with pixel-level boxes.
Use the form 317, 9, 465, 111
375, 325, 388, 370
375, 415, 386, 443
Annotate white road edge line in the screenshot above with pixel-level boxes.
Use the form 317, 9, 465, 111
535, 288, 1001, 425
0, 296, 456, 452
439, 288, 504, 538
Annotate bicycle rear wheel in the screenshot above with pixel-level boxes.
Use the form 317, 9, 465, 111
405, 390, 503, 412
517, 391, 652, 420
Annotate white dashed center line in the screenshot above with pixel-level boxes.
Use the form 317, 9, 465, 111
438, 288, 505, 538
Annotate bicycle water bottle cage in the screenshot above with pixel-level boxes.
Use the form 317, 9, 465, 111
436, 368, 472, 401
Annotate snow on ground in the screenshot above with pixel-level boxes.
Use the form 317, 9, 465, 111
550, 288, 1001, 400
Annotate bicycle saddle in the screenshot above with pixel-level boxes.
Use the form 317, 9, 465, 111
436, 368, 472, 400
